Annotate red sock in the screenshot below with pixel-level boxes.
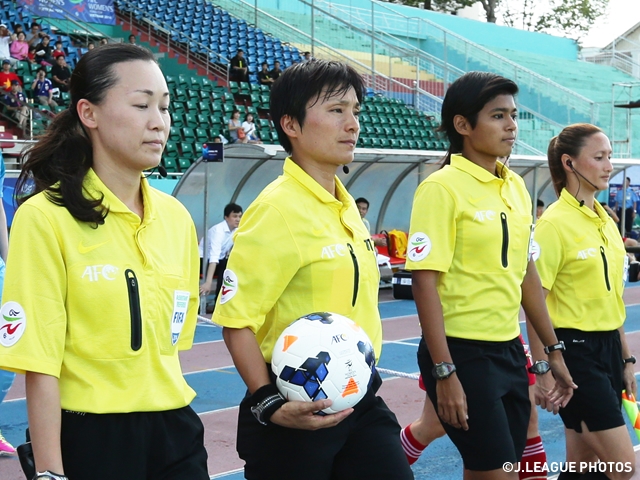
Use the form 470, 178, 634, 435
400, 424, 428, 465
519, 435, 547, 480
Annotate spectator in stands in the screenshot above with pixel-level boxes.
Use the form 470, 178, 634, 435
614, 176, 638, 236
10, 31, 29, 62
26, 22, 43, 46
302, 51, 313, 62
32, 67, 58, 108
3, 80, 29, 133
87, 42, 95, 50
128, 34, 136, 45
27, 45, 37, 64
257, 62, 274, 88
51, 55, 71, 93
241, 112, 262, 144
228, 109, 247, 144
229, 48, 249, 83
213, 135, 222, 143
99, 38, 108, 46
198, 203, 243, 299
0, 59, 20, 93
355, 197, 386, 247
35, 34, 54, 65
0, 43, 209, 480
0, 150, 15, 457
213, 59, 414, 480
52, 40, 65, 60
0, 24, 16, 66
270, 60, 282, 80
536, 198, 545, 220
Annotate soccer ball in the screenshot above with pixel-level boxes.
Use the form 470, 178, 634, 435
271, 312, 376, 414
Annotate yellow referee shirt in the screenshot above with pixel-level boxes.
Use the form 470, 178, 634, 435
0, 169, 200, 413
213, 158, 381, 362
406, 154, 532, 341
534, 188, 626, 331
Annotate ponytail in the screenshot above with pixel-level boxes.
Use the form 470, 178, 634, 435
17, 108, 105, 226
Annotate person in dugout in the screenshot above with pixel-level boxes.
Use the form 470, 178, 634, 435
0, 44, 208, 480
213, 59, 414, 480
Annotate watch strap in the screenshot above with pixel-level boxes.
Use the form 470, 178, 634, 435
624, 355, 637, 364
543, 341, 565, 354
33, 471, 69, 480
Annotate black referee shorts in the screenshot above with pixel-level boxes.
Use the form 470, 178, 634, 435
418, 336, 530, 471
555, 328, 625, 433
237, 369, 414, 480
60, 405, 208, 480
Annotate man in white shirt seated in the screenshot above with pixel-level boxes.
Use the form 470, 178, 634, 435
199, 203, 243, 299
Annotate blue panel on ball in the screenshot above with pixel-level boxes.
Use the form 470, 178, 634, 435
304, 312, 334, 324
315, 363, 329, 382
304, 379, 320, 397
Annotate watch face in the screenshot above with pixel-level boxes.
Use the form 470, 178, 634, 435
433, 363, 455, 379
530, 361, 550, 375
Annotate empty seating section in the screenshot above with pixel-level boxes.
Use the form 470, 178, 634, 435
115, 0, 303, 75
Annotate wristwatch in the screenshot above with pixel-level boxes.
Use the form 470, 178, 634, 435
33, 472, 69, 480
432, 362, 456, 380
528, 360, 550, 375
624, 355, 637, 365
543, 341, 566, 355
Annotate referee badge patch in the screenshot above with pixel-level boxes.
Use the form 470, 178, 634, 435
0, 301, 27, 347
408, 232, 431, 262
220, 269, 238, 304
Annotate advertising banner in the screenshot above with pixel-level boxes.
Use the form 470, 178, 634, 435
18, 0, 115, 25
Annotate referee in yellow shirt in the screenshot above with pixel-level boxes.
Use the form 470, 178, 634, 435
533, 124, 636, 480
213, 60, 413, 480
0, 44, 207, 480
406, 71, 576, 479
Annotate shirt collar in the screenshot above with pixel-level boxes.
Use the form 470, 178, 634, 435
450, 154, 512, 184
283, 157, 351, 207
83, 168, 155, 222
559, 188, 608, 222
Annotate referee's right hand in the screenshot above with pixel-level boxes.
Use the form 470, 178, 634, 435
270, 399, 353, 430
435, 375, 469, 430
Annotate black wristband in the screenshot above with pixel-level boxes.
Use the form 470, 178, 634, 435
249, 383, 286, 425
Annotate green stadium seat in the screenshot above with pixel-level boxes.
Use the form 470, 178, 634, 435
163, 157, 178, 173
228, 81, 239, 94
198, 101, 211, 114
184, 114, 197, 128
195, 128, 209, 141
178, 158, 192, 171
188, 77, 201, 91
196, 113, 211, 127
182, 127, 195, 141
164, 141, 179, 158
181, 143, 195, 157
200, 78, 214, 92
174, 89, 187, 102
239, 82, 250, 95
185, 100, 197, 112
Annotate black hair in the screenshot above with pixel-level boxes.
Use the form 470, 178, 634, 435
537, 199, 544, 207
36, 67, 46, 74
237, 49, 244, 53
270, 59, 364, 154
16, 43, 158, 227
440, 71, 518, 165
224, 203, 243, 217
55, 40, 62, 45
354, 197, 369, 207
244, 112, 254, 122
547, 123, 603, 196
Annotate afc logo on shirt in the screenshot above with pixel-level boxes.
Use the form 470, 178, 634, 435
81, 265, 119, 281
473, 210, 496, 222
576, 248, 597, 260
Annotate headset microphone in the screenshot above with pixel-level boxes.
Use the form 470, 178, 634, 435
343, 165, 350, 174
567, 160, 599, 191
157, 164, 168, 178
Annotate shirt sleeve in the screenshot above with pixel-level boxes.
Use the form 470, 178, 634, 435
178, 220, 201, 351
532, 219, 564, 291
207, 224, 224, 263
405, 180, 457, 272
0, 203, 67, 376
212, 202, 301, 334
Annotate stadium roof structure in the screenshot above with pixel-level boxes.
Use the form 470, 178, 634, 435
175, 144, 640, 235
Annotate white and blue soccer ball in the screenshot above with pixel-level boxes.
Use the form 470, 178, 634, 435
271, 312, 376, 414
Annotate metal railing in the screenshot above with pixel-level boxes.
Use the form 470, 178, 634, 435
213, 0, 443, 115
327, 0, 598, 125
115, 0, 229, 82
582, 50, 640, 79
